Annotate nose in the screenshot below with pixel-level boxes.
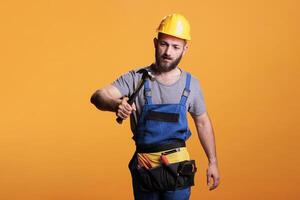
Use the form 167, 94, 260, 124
164, 46, 172, 57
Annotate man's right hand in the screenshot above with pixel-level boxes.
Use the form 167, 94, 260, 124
116, 97, 136, 120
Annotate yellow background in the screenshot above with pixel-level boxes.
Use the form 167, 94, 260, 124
0, 0, 299, 199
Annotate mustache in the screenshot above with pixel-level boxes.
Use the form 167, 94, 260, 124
161, 55, 172, 60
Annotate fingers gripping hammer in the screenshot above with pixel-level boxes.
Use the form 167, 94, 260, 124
116, 69, 154, 124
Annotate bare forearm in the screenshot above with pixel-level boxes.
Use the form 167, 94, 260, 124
90, 89, 121, 112
193, 114, 218, 164
192, 112, 220, 190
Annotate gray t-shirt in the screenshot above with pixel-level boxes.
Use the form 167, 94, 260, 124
112, 65, 206, 132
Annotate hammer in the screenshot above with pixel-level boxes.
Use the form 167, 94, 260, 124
116, 68, 154, 124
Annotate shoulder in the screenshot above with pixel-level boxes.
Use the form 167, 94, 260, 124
116, 65, 150, 80
180, 69, 205, 98
180, 69, 201, 86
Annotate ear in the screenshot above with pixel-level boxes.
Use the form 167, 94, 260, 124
182, 43, 188, 56
153, 37, 158, 48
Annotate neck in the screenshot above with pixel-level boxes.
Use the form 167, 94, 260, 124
150, 64, 182, 86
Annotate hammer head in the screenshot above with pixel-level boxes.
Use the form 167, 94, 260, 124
137, 68, 155, 80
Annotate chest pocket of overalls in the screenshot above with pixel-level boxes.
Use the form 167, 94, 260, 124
134, 73, 192, 145
146, 109, 179, 122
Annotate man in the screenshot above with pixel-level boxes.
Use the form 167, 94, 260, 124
91, 13, 220, 200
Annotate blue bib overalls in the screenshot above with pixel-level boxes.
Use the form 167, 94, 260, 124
129, 73, 193, 200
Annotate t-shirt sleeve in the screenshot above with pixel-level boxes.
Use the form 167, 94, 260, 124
111, 70, 136, 97
188, 77, 207, 116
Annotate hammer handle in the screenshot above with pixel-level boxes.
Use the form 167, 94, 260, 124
116, 77, 147, 124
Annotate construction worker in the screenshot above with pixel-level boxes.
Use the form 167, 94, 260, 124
90, 13, 220, 200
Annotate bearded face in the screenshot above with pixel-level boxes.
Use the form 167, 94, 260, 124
152, 33, 187, 74
154, 47, 183, 73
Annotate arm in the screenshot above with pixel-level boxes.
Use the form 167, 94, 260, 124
90, 85, 122, 112
90, 85, 136, 119
191, 111, 220, 190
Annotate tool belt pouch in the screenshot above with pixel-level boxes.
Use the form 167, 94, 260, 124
136, 160, 197, 192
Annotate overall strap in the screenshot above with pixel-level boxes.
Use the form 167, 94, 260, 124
180, 72, 191, 105
144, 78, 152, 105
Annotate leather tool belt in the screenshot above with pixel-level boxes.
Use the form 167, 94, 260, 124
134, 144, 197, 192
136, 159, 197, 192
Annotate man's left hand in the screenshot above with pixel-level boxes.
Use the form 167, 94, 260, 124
206, 162, 220, 190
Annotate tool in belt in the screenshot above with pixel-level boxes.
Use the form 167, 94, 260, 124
137, 147, 190, 168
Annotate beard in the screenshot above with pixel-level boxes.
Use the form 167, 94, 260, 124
153, 49, 183, 74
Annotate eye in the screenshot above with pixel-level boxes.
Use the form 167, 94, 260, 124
159, 41, 167, 46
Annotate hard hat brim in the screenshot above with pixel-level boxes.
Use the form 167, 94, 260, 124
157, 31, 191, 41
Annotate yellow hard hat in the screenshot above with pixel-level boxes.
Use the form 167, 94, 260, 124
156, 13, 191, 40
